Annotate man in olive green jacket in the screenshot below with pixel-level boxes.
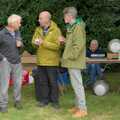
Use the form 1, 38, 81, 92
32, 11, 61, 109
61, 7, 87, 118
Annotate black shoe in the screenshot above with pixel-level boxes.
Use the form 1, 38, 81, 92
14, 101, 23, 110
51, 103, 60, 110
37, 102, 48, 108
0, 107, 8, 113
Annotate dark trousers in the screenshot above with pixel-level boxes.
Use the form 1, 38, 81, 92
33, 66, 59, 104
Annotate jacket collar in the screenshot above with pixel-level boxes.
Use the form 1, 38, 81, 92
40, 21, 57, 36
66, 17, 83, 33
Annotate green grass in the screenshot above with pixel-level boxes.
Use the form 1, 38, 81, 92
0, 72, 120, 120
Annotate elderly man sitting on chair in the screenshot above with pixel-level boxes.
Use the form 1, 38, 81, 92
84, 40, 105, 87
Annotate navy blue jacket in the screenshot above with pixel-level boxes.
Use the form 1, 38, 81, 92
86, 48, 106, 58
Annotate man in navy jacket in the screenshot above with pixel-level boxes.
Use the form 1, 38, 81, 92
85, 40, 105, 87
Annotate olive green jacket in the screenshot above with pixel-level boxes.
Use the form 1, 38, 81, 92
62, 18, 86, 69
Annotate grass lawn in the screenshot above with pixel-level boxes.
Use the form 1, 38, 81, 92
0, 72, 120, 120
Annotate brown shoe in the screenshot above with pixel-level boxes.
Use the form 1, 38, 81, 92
73, 109, 87, 118
68, 107, 79, 113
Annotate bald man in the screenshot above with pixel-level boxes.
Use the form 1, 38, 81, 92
32, 11, 61, 109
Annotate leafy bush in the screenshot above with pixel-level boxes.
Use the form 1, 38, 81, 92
0, 0, 120, 54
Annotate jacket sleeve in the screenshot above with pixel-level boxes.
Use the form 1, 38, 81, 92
68, 25, 86, 60
42, 28, 61, 51
16, 31, 22, 40
16, 31, 24, 47
32, 27, 41, 46
0, 33, 3, 44
0, 33, 4, 61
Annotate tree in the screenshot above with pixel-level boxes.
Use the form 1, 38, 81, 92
0, 0, 120, 53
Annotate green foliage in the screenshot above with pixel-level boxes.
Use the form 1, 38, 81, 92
0, 0, 120, 54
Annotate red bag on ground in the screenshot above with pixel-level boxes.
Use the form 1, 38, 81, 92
9, 70, 29, 86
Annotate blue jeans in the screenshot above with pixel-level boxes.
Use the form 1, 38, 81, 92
57, 71, 70, 86
84, 64, 103, 86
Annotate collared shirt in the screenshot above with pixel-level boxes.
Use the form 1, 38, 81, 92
9, 31, 15, 39
42, 27, 49, 36
0, 28, 22, 64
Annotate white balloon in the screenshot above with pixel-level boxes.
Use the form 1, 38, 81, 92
93, 80, 109, 96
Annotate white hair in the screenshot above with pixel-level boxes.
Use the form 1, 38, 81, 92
91, 40, 99, 45
7, 14, 22, 24
90, 40, 99, 48
63, 7, 78, 18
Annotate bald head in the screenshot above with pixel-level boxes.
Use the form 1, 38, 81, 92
40, 11, 51, 20
38, 11, 52, 28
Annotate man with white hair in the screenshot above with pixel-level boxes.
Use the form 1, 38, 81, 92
0, 14, 23, 112
32, 11, 61, 109
85, 40, 105, 87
